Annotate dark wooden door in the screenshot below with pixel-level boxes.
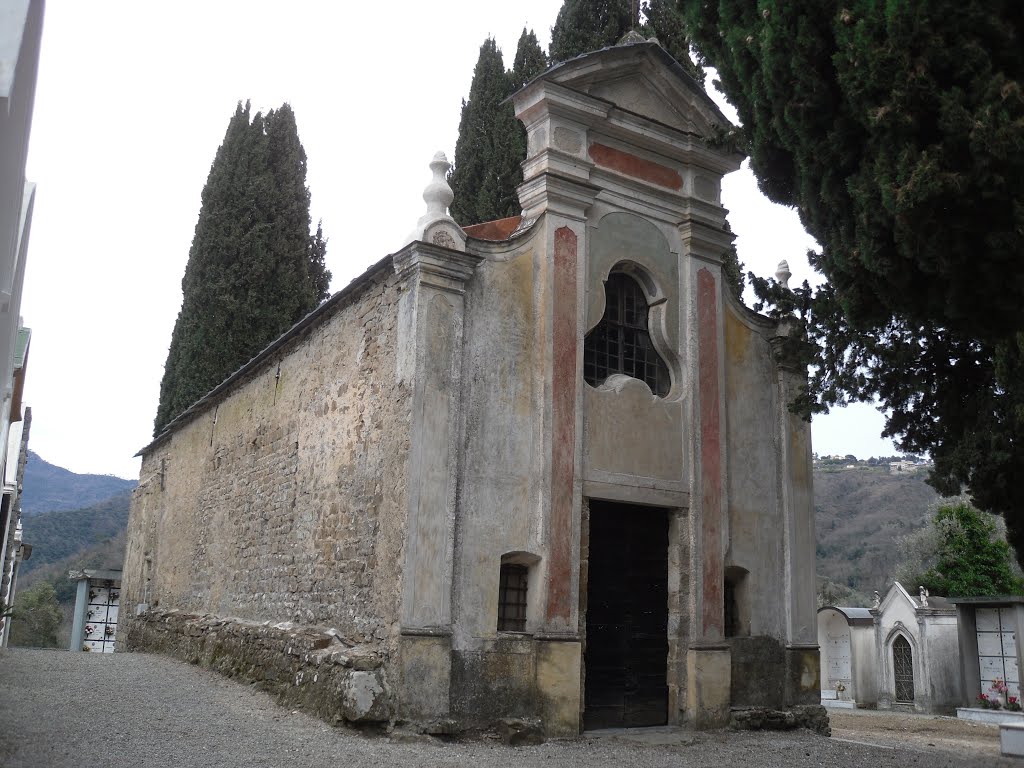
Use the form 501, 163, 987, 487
584, 501, 669, 729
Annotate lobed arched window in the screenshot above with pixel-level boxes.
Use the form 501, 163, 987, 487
583, 272, 670, 396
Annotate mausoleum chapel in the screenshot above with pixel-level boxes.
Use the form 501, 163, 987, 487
121, 40, 822, 735
819, 582, 961, 714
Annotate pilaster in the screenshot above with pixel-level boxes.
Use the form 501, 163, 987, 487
394, 241, 482, 634
770, 318, 817, 649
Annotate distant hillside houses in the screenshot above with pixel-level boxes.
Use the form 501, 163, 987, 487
812, 453, 932, 474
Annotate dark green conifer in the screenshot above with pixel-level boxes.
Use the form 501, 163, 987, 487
449, 38, 521, 226
154, 102, 331, 435
549, 0, 633, 63
641, 0, 703, 83
511, 28, 548, 90
549, 0, 702, 81
682, 1, 1024, 562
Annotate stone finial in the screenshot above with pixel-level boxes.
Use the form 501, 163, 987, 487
775, 259, 792, 289
918, 586, 929, 607
423, 151, 454, 218
404, 152, 466, 252
872, 591, 881, 609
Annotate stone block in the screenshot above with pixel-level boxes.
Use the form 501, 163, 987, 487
730, 636, 785, 708
536, 640, 581, 737
1000, 722, 1024, 757
397, 633, 451, 721
686, 645, 731, 728
497, 717, 544, 745
342, 670, 389, 723
785, 645, 820, 706
451, 648, 537, 725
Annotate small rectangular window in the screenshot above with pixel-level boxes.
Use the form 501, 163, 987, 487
498, 564, 529, 632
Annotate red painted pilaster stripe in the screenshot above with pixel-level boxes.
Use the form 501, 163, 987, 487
547, 226, 578, 623
697, 268, 724, 639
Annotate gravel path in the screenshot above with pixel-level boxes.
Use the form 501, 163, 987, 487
0, 648, 1018, 768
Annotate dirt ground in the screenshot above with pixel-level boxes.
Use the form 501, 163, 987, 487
828, 707, 1006, 758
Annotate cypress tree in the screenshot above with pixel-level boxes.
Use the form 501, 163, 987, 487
549, 0, 702, 82
154, 102, 331, 435
641, 0, 703, 83
449, 38, 521, 226
511, 28, 548, 90
549, 0, 633, 63
684, 1, 1024, 562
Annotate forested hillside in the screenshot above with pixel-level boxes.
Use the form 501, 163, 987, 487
814, 464, 943, 601
19, 490, 132, 577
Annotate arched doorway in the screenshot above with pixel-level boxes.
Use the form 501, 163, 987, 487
893, 635, 915, 702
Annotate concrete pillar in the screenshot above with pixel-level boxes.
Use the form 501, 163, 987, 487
69, 577, 89, 652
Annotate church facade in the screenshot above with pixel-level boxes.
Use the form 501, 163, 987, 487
120, 42, 821, 736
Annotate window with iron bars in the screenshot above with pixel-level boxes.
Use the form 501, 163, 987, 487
583, 272, 670, 396
498, 564, 529, 632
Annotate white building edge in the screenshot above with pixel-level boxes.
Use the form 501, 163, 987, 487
0, 0, 42, 644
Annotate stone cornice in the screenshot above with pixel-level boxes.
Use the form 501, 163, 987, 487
518, 171, 601, 221
392, 241, 483, 295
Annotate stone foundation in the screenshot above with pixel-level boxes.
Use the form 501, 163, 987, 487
731, 704, 830, 735
121, 610, 391, 726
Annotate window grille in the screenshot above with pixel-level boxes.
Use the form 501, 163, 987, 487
583, 272, 670, 396
498, 564, 529, 632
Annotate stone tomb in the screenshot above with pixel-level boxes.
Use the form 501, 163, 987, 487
819, 582, 962, 714
120, 41, 822, 736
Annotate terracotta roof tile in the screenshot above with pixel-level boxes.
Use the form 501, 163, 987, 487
463, 216, 523, 241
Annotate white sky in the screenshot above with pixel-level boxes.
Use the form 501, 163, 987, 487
22, 1, 896, 480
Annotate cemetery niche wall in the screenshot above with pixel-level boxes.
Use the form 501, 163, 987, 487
950, 596, 1024, 713
119, 41, 823, 737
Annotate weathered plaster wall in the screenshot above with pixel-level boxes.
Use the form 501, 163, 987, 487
851, 624, 878, 706
440, 227, 554, 727
454, 235, 545, 644
122, 265, 409, 655
921, 613, 962, 712
722, 303, 783, 639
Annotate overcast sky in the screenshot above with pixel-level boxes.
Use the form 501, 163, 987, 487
22, 1, 897, 480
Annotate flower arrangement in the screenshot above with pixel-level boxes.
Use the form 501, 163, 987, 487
978, 693, 996, 709
104, 625, 115, 636
978, 679, 1013, 710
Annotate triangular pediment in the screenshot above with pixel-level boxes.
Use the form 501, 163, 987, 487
542, 43, 735, 141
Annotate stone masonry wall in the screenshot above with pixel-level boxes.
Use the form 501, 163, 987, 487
124, 609, 391, 725
121, 262, 409, 662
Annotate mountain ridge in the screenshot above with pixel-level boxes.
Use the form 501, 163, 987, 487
21, 450, 136, 515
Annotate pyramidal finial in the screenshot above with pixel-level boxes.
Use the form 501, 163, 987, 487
775, 259, 792, 289
617, 30, 647, 46
403, 152, 466, 251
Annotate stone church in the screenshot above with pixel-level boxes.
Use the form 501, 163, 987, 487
121, 41, 821, 736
